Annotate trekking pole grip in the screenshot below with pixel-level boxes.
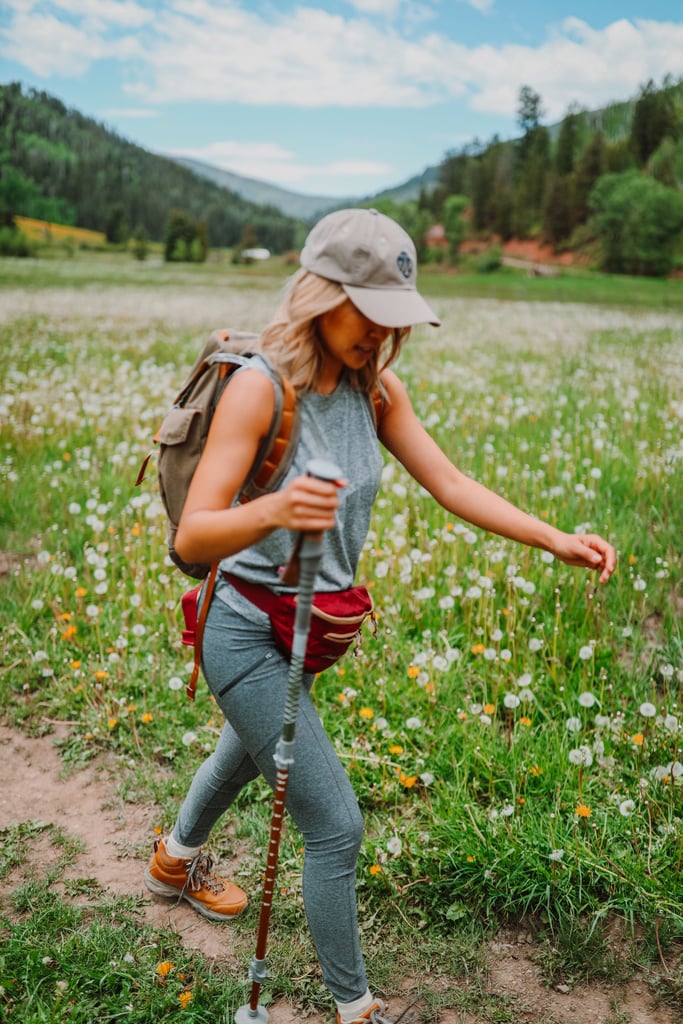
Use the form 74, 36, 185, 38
279, 458, 343, 587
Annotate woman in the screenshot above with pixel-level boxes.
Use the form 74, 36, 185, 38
145, 208, 616, 1023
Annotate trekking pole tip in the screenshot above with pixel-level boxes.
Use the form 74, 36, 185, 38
235, 1003, 269, 1024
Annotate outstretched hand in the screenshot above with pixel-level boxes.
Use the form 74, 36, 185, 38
551, 532, 617, 584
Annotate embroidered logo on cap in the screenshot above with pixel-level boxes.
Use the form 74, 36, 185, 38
396, 251, 412, 279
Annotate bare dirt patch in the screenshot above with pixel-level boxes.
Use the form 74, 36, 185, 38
0, 723, 678, 1024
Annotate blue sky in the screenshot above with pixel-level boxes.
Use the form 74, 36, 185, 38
1, 1, 682, 198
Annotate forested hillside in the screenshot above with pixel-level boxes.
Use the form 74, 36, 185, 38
0, 82, 300, 252
369, 77, 683, 277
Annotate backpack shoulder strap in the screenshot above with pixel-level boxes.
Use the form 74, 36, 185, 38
369, 384, 385, 432
235, 353, 301, 502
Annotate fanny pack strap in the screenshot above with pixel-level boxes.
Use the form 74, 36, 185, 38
223, 572, 281, 614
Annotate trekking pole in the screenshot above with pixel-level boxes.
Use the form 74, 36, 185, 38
235, 459, 343, 1024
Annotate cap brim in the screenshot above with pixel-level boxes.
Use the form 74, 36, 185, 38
343, 284, 441, 328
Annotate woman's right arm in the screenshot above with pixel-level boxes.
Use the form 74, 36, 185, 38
174, 370, 343, 567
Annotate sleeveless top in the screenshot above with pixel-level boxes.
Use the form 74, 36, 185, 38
214, 358, 383, 620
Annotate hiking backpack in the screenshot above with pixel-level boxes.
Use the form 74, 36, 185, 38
136, 328, 300, 581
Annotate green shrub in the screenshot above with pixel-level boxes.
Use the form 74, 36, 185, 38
589, 170, 683, 276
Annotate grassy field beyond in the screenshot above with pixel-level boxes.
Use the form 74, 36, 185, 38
1, 256, 682, 1021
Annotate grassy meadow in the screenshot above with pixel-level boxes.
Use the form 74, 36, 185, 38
1, 252, 682, 1021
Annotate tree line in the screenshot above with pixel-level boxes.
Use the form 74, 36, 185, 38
0, 82, 300, 256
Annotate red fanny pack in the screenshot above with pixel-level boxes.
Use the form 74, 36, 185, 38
223, 572, 375, 674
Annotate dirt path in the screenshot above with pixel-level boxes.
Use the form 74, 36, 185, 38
1, 723, 677, 1024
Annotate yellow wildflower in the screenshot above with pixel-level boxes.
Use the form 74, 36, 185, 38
575, 804, 592, 818
179, 991, 193, 1008
156, 961, 174, 977
398, 771, 417, 788
359, 707, 374, 719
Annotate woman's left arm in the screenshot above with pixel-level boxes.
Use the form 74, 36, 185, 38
378, 370, 617, 584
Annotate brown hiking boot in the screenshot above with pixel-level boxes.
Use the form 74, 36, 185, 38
336, 999, 417, 1024
336, 1002, 392, 1024
144, 838, 248, 922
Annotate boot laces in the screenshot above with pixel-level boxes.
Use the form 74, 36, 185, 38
368, 1009, 393, 1024
371, 998, 418, 1024
184, 852, 226, 895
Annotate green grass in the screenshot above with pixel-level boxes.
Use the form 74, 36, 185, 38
1, 253, 682, 1020
0, 823, 246, 1022
3, 247, 683, 309
420, 263, 683, 308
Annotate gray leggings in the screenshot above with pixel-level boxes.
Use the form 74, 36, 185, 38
172, 593, 368, 1003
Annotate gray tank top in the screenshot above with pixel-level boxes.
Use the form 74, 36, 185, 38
215, 360, 383, 618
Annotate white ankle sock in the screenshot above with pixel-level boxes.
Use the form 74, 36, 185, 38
165, 834, 201, 859
336, 990, 375, 1023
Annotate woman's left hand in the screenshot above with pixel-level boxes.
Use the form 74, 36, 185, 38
551, 532, 617, 584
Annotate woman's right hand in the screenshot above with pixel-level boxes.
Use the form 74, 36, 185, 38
271, 473, 347, 534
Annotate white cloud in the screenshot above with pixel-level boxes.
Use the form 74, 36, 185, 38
468, 18, 683, 121
459, 0, 495, 12
0, 7, 143, 76
166, 139, 392, 186
50, 0, 152, 28
128, 3, 456, 108
345, 0, 404, 15
100, 107, 157, 118
1, 2, 681, 124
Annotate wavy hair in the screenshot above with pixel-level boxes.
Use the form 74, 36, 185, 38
258, 269, 410, 395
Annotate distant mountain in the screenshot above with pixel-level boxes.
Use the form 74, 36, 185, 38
367, 164, 441, 205
170, 156, 352, 221
170, 156, 442, 220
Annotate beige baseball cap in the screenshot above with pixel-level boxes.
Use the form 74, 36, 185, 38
300, 207, 441, 328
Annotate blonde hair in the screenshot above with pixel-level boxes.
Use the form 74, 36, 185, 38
258, 269, 410, 394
